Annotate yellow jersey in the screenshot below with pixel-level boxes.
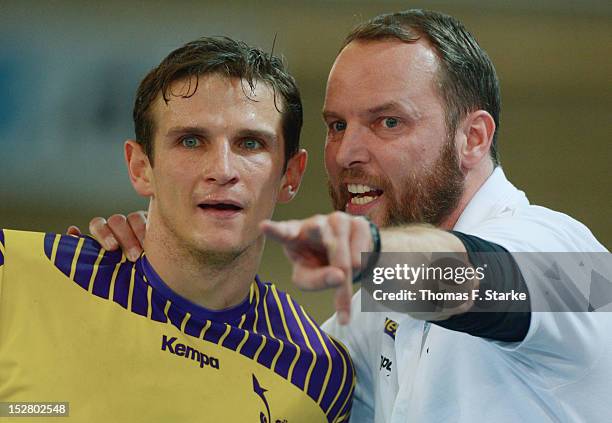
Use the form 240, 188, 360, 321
0, 230, 354, 422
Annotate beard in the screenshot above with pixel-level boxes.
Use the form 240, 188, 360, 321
328, 136, 465, 228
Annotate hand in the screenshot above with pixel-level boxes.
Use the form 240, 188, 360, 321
260, 212, 373, 325
66, 211, 147, 261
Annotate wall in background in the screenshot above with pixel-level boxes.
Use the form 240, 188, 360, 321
1, 0, 610, 321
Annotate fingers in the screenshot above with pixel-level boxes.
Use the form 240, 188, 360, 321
66, 225, 82, 236
260, 220, 300, 242
266, 212, 365, 325
106, 214, 144, 261
290, 264, 346, 291
327, 212, 354, 324
349, 217, 373, 271
126, 211, 147, 245
89, 217, 119, 251
89, 214, 145, 261
334, 284, 353, 325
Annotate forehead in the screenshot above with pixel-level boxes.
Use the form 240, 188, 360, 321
150, 74, 283, 136
324, 39, 442, 111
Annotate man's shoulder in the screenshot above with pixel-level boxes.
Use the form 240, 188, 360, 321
255, 279, 356, 419
257, 279, 347, 344
469, 203, 606, 252
1, 228, 126, 272
256, 278, 355, 364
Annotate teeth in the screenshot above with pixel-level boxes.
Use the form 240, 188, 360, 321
350, 195, 377, 205
348, 183, 375, 194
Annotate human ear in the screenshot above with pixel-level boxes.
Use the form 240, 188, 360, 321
278, 149, 308, 203
457, 110, 496, 169
125, 139, 154, 197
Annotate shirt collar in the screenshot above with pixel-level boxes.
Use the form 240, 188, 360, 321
138, 254, 255, 324
453, 166, 529, 232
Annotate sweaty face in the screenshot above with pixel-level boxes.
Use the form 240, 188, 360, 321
323, 40, 464, 228
146, 74, 287, 260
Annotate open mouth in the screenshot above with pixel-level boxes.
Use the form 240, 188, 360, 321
197, 202, 243, 212
347, 183, 383, 205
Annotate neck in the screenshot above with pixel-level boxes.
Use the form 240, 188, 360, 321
439, 160, 495, 230
143, 212, 263, 311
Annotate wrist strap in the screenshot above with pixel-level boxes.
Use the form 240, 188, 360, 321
352, 217, 381, 283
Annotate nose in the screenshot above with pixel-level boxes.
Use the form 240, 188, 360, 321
205, 141, 239, 186
333, 124, 370, 169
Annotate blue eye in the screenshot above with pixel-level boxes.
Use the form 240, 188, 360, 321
382, 117, 399, 128
181, 136, 200, 148
331, 121, 347, 132
242, 139, 262, 150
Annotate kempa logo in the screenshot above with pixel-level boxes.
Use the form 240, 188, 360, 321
161, 335, 220, 370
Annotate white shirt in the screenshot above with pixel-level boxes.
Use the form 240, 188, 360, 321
323, 167, 611, 422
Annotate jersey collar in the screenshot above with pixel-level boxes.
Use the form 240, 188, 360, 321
138, 254, 255, 324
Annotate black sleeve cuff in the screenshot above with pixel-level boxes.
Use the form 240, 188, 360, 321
431, 231, 531, 342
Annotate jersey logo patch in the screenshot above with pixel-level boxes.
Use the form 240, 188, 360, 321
161, 334, 220, 370
253, 374, 289, 423
383, 318, 398, 340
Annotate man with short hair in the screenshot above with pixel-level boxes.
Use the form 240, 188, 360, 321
0, 37, 354, 422
263, 10, 611, 422
87, 9, 611, 423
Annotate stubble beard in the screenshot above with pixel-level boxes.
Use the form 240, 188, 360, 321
328, 135, 465, 228
157, 206, 251, 269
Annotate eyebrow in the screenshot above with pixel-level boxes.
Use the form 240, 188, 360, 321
165, 126, 278, 144
166, 126, 209, 138
366, 101, 420, 119
322, 100, 421, 121
321, 110, 341, 121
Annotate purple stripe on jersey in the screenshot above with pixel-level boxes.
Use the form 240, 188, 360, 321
255, 337, 282, 369
150, 289, 168, 323
278, 292, 306, 343
274, 292, 312, 390
91, 258, 117, 300
72, 239, 103, 290
53, 235, 80, 277
202, 321, 227, 345
183, 316, 206, 338
129, 273, 149, 317
240, 305, 256, 332
262, 284, 289, 340
221, 326, 247, 351
166, 303, 188, 331
290, 346, 314, 391
0, 230, 4, 266
43, 233, 53, 259
318, 335, 346, 411
292, 301, 330, 402
42, 234, 124, 301
111, 262, 135, 309
272, 340, 298, 379
325, 338, 355, 420
334, 391, 354, 423
239, 331, 264, 359
254, 283, 270, 334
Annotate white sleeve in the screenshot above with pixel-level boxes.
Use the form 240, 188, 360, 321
464, 210, 611, 387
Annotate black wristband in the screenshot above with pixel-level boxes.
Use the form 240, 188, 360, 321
352, 217, 381, 284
